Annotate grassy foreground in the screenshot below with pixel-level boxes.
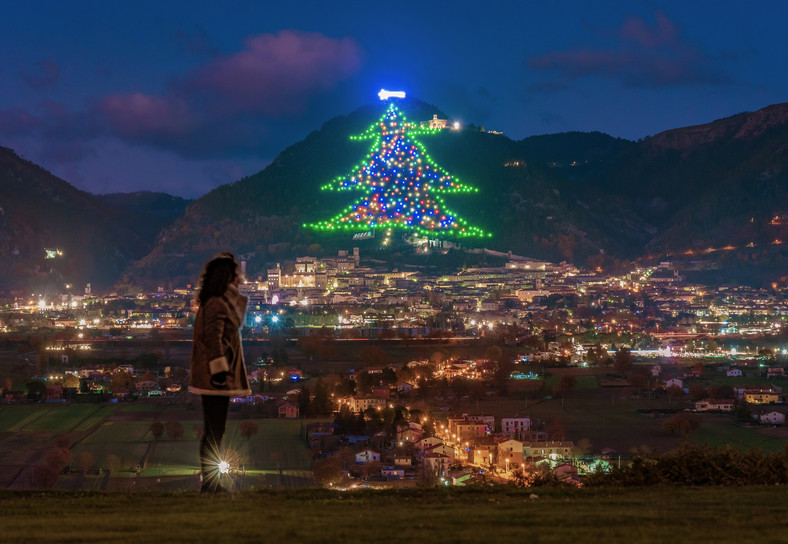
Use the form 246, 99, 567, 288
1, 486, 785, 543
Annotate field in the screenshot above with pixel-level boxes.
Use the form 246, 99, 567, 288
0, 402, 317, 491
1, 486, 786, 543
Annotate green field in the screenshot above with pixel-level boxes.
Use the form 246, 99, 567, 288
0, 486, 785, 544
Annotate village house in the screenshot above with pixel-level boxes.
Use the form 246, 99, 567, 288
396, 382, 414, 396
758, 410, 786, 425
501, 417, 531, 438
726, 368, 743, 377
422, 452, 450, 477
694, 399, 735, 412
522, 441, 575, 461
446, 415, 493, 443
497, 438, 524, 469
277, 401, 299, 418
381, 466, 405, 479
428, 443, 456, 461
735, 385, 783, 404
393, 453, 413, 467
338, 396, 387, 413
396, 424, 422, 444
471, 440, 498, 466
355, 449, 381, 464
417, 436, 444, 452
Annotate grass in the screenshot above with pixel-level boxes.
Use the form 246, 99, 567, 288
0, 486, 785, 543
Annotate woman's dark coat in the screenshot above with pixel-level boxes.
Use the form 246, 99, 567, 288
189, 285, 251, 396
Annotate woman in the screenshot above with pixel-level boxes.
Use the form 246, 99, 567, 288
189, 252, 251, 493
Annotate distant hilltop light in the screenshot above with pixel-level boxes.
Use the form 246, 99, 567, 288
378, 89, 406, 100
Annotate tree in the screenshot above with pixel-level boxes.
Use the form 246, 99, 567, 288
312, 457, 344, 487
149, 421, 165, 440
62, 373, 80, 388
26, 379, 46, 401
164, 420, 184, 440
662, 412, 701, 437
240, 420, 258, 440
305, 100, 488, 243
586, 343, 607, 365
311, 378, 334, 416
614, 347, 633, 375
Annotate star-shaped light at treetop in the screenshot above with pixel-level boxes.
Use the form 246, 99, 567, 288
305, 102, 490, 240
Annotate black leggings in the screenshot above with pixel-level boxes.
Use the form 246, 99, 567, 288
200, 395, 230, 474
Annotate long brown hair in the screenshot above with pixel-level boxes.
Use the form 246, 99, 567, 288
196, 252, 241, 306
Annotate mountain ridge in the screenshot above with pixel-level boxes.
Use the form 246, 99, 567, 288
5, 99, 788, 292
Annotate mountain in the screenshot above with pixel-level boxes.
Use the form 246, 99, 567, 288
0, 147, 189, 294
130, 100, 788, 288
128, 98, 649, 287
7, 100, 788, 292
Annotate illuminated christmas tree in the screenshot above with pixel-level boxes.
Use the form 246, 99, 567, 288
305, 97, 489, 245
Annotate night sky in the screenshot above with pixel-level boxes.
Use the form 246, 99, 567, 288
2, 1, 787, 198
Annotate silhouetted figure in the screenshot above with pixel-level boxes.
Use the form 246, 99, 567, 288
189, 252, 251, 493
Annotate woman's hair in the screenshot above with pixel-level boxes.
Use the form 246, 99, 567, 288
196, 252, 242, 306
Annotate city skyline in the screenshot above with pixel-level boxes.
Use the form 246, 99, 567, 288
1, 1, 787, 197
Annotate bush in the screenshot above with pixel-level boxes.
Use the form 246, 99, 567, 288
586, 444, 788, 486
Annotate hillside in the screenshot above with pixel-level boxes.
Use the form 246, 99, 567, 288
0, 148, 188, 293
6, 100, 788, 291
128, 99, 650, 287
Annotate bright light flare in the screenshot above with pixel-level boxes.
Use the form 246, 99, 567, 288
378, 89, 406, 100
218, 461, 230, 474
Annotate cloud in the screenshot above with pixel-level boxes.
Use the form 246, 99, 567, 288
98, 93, 196, 139
19, 60, 60, 90
528, 11, 730, 88
0, 101, 99, 163
186, 30, 363, 116
97, 30, 364, 157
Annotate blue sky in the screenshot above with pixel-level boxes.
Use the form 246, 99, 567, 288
2, 1, 787, 197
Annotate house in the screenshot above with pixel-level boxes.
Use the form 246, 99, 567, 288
396, 425, 422, 444
447, 418, 491, 443
393, 454, 412, 467
501, 417, 531, 438
396, 382, 414, 395
767, 367, 785, 379
734, 385, 783, 400
338, 396, 387, 413
727, 369, 743, 377
522, 441, 575, 461
694, 399, 735, 412
355, 449, 381, 464
758, 411, 786, 425
745, 391, 782, 404
428, 444, 456, 461
418, 436, 443, 452
277, 401, 299, 419
650, 365, 662, 377
136, 380, 159, 392
555, 463, 582, 487
44, 384, 62, 400
497, 439, 524, 469
471, 442, 497, 466
381, 466, 405, 479
422, 452, 450, 477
